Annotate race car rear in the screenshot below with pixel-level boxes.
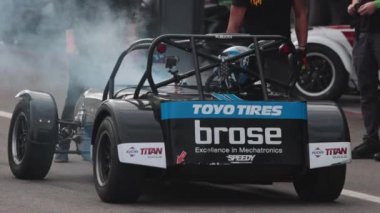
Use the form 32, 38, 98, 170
91, 34, 350, 203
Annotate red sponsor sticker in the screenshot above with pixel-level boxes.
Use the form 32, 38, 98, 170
176, 151, 187, 164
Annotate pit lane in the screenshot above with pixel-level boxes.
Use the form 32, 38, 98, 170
0, 49, 380, 212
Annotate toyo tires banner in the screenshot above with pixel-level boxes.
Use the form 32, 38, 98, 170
161, 101, 308, 166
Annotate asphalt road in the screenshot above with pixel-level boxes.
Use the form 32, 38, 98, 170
1, 46, 380, 213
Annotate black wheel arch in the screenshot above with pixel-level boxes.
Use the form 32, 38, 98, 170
307, 101, 350, 143
15, 90, 58, 145
91, 99, 164, 146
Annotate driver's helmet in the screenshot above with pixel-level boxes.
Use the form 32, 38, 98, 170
218, 46, 252, 85
220, 46, 251, 69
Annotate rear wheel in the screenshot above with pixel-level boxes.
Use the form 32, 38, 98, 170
294, 165, 346, 202
8, 99, 56, 179
295, 44, 348, 100
93, 117, 145, 203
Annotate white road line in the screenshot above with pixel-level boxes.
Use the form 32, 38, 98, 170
0, 111, 12, 119
342, 189, 380, 204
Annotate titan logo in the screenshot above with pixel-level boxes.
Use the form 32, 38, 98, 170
140, 148, 163, 155
325, 148, 347, 155
194, 120, 282, 145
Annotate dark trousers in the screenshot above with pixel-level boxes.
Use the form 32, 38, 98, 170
353, 33, 380, 141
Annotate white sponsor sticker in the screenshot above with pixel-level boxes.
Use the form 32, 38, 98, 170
117, 143, 166, 168
309, 142, 351, 169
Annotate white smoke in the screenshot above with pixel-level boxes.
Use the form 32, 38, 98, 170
0, 0, 148, 105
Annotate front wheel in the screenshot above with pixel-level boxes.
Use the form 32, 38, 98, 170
295, 44, 349, 100
294, 165, 346, 202
8, 98, 57, 179
93, 117, 145, 203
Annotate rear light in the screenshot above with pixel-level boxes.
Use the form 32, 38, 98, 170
279, 43, 291, 55
156, 43, 167, 53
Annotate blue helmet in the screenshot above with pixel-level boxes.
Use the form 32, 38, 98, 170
220, 46, 251, 69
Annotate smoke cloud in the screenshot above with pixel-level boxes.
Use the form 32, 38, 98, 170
0, 0, 148, 108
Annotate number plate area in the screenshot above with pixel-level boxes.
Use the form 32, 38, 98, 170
161, 101, 307, 166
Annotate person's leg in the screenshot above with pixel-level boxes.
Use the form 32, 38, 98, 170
352, 33, 380, 159
55, 57, 87, 163
369, 34, 380, 160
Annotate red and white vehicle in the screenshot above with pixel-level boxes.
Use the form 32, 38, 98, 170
292, 25, 357, 100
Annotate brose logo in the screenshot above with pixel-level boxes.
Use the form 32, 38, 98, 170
227, 155, 256, 163
194, 120, 282, 145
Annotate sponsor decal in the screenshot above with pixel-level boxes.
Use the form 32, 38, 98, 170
176, 151, 187, 165
309, 142, 351, 169
326, 147, 348, 157
194, 147, 283, 154
192, 104, 283, 116
194, 120, 282, 145
160, 101, 306, 120
312, 147, 324, 158
193, 120, 284, 157
126, 147, 138, 157
227, 155, 256, 164
118, 143, 166, 168
140, 147, 163, 158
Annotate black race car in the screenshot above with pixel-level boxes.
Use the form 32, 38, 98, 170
8, 34, 351, 203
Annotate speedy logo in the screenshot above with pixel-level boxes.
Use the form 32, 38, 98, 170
195, 120, 282, 145
192, 104, 283, 116
227, 155, 256, 164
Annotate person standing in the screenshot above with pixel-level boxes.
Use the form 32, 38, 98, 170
226, 0, 308, 91
226, 0, 308, 48
348, 0, 380, 159
54, 0, 142, 162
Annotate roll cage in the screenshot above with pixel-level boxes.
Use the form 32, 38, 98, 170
102, 34, 298, 101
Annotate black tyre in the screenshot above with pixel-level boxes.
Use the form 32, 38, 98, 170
294, 165, 346, 202
93, 117, 145, 203
8, 99, 57, 179
295, 44, 349, 100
